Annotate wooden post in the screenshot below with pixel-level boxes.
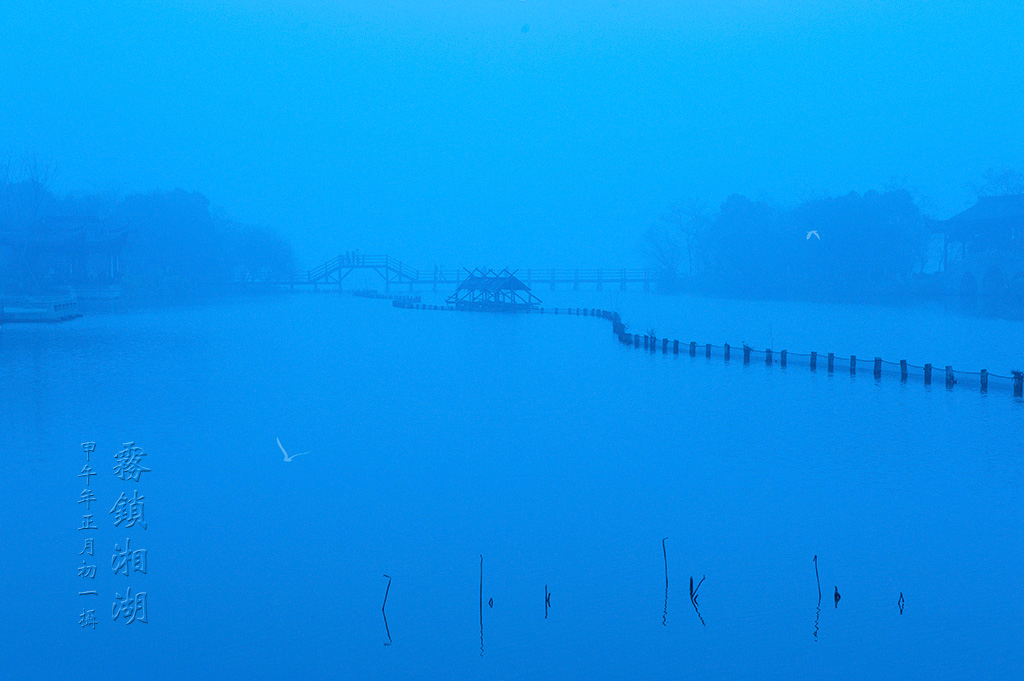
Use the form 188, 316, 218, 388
850, 355, 856, 375
980, 369, 988, 393
743, 345, 750, 364
765, 349, 772, 366
662, 338, 668, 354
900, 360, 907, 382
644, 335, 649, 350
724, 343, 730, 361
874, 357, 882, 379
780, 349, 787, 367
634, 334, 640, 348
810, 351, 817, 371
705, 343, 711, 358
673, 340, 679, 355
827, 353, 834, 374
689, 342, 696, 357
924, 363, 932, 384
1013, 371, 1022, 397
945, 366, 954, 388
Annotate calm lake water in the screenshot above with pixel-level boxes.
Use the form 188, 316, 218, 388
1, 292, 1022, 680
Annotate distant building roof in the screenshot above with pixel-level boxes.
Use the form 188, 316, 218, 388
943, 195, 1024, 250
946, 195, 1024, 225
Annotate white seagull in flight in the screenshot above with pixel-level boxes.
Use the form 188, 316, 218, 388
277, 437, 309, 462
806, 230, 820, 240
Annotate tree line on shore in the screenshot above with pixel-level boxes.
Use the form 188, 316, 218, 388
643, 169, 1024, 300
0, 160, 294, 295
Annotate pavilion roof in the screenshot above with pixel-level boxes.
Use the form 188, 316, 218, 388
454, 268, 533, 292
945, 195, 1024, 225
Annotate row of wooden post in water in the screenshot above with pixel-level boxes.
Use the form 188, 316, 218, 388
392, 300, 1024, 397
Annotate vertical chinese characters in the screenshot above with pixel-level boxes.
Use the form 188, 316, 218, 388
113, 442, 151, 482
77, 442, 99, 628
109, 491, 147, 529
109, 442, 150, 624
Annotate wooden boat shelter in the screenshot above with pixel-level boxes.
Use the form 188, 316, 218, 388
446, 268, 541, 312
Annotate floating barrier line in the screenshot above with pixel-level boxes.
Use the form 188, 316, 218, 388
391, 301, 1024, 399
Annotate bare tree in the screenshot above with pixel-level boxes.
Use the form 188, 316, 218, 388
973, 167, 1024, 197
0, 156, 11, 225
21, 154, 58, 220
658, 200, 710, 275
642, 222, 682, 278
0, 154, 59, 229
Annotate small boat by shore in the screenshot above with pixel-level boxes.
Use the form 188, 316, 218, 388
0, 296, 82, 323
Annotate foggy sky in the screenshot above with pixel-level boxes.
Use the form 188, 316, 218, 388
2, 0, 1022, 268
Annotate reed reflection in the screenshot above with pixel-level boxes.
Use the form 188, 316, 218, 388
662, 538, 669, 626
689, 574, 705, 627
479, 555, 484, 656
813, 555, 821, 641
381, 574, 392, 646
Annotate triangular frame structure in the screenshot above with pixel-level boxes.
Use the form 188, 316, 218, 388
446, 268, 541, 312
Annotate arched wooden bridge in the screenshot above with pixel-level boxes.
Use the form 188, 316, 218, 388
270, 254, 654, 292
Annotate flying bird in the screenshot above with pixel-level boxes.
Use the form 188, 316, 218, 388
806, 230, 820, 240
277, 437, 309, 462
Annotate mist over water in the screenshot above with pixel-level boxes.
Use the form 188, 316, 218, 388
3, 1, 1024, 266
3, 1, 1024, 678
2, 294, 1023, 679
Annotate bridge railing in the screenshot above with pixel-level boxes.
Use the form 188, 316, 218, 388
306, 255, 340, 282
384, 255, 419, 281
520, 268, 650, 282
295, 256, 651, 286
306, 254, 393, 282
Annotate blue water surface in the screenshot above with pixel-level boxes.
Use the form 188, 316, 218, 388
1, 292, 1022, 680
